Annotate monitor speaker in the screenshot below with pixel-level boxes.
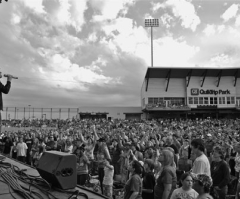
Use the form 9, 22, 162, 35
36, 151, 77, 190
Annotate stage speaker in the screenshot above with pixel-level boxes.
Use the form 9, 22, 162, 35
36, 151, 77, 190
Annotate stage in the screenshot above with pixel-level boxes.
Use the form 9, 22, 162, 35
0, 154, 107, 199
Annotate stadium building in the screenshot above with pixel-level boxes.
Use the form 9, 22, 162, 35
141, 67, 240, 119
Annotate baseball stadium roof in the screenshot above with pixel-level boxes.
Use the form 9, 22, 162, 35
144, 67, 240, 91
144, 67, 240, 79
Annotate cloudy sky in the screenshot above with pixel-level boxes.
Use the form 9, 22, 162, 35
0, 0, 240, 109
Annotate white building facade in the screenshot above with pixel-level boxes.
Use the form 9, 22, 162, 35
141, 67, 240, 119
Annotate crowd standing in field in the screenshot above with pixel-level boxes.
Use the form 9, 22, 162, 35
0, 117, 240, 199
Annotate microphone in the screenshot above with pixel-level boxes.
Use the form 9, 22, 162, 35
4, 74, 18, 79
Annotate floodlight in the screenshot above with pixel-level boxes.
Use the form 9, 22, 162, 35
144, 19, 159, 67
145, 19, 159, 27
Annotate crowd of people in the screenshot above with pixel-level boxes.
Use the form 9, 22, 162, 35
0, 117, 240, 199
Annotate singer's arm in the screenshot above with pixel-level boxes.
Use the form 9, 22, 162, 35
0, 80, 11, 94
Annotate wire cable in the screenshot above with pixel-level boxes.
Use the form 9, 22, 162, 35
0, 159, 93, 199
0, 160, 56, 199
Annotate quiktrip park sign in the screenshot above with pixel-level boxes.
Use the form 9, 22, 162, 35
191, 88, 230, 96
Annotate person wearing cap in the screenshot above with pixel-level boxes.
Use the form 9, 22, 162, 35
0, 71, 12, 134
191, 139, 211, 176
192, 174, 213, 199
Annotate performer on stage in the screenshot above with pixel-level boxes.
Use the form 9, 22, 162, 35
0, 69, 12, 133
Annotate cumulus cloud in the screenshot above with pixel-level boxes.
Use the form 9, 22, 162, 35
90, 0, 136, 21
2, 0, 240, 109
160, 13, 174, 29
203, 24, 225, 37
235, 15, 240, 26
20, 0, 46, 14
221, 4, 239, 22
153, 37, 199, 66
210, 53, 232, 66
151, 2, 163, 12
36, 52, 121, 90
153, 0, 201, 31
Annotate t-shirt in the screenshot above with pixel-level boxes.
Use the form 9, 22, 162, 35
170, 187, 198, 199
25, 139, 33, 152
142, 171, 155, 199
84, 144, 95, 160
103, 165, 114, 186
16, 142, 28, 157
154, 166, 177, 199
124, 174, 142, 199
3, 140, 13, 154
77, 155, 88, 175
112, 144, 122, 163
192, 154, 211, 176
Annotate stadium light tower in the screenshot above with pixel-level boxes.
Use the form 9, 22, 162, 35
145, 18, 159, 67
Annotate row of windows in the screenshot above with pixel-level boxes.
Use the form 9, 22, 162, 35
188, 96, 235, 105
148, 97, 185, 104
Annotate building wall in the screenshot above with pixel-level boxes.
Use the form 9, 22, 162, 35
141, 75, 240, 110
187, 76, 237, 108
235, 78, 240, 98
141, 78, 186, 108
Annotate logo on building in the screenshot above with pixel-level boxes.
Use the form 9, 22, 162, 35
191, 88, 199, 95
190, 88, 231, 95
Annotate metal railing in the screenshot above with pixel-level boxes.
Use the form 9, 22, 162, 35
2, 107, 80, 120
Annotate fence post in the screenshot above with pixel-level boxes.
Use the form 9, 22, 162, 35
59, 108, 61, 119
6, 107, 8, 120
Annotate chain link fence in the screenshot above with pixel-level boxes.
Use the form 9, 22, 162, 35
2, 107, 80, 120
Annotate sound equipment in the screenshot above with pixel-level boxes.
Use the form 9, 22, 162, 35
36, 151, 77, 190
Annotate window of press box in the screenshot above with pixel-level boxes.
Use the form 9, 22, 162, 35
199, 97, 203, 104
227, 97, 231, 104
148, 98, 154, 104
148, 97, 184, 105
189, 97, 193, 104
219, 97, 222, 104
210, 97, 214, 105
204, 97, 208, 104
214, 97, 217, 104
231, 97, 235, 104
194, 97, 198, 104
219, 97, 226, 104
